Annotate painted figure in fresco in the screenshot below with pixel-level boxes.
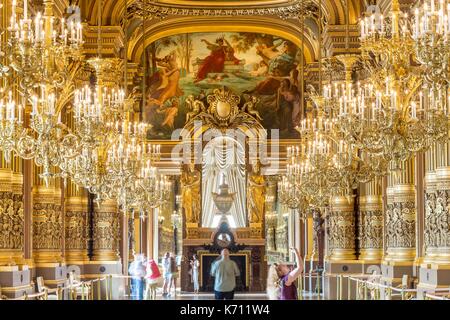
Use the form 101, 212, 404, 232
277, 79, 293, 133
156, 98, 179, 129
250, 60, 269, 77
146, 51, 183, 120
195, 37, 240, 83
245, 41, 298, 96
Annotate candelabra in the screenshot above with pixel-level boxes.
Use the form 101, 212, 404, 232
347, 0, 449, 168
413, 0, 450, 84
0, 91, 27, 164
7, 0, 83, 95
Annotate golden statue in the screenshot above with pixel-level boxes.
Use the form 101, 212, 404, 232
181, 164, 201, 224
247, 161, 265, 224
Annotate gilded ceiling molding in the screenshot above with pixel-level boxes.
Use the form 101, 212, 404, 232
127, 16, 318, 64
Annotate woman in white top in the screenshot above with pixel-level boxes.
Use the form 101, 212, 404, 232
190, 254, 200, 294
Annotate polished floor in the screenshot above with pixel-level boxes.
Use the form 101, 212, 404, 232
125, 288, 322, 300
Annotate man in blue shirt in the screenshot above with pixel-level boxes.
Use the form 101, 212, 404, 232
210, 249, 241, 300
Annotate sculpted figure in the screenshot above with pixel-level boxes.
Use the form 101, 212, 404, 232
247, 161, 265, 224
181, 164, 201, 223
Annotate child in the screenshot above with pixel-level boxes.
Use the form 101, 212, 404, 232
145, 259, 161, 300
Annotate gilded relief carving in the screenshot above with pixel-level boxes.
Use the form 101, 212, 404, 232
93, 211, 120, 251
425, 190, 450, 248
385, 201, 416, 248
65, 211, 88, 250
327, 211, 355, 250
358, 210, 383, 249
32, 203, 63, 250
0, 192, 24, 250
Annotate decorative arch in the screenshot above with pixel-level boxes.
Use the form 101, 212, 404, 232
127, 17, 317, 64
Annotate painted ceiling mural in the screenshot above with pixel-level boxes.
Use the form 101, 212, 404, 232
143, 32, 303, 139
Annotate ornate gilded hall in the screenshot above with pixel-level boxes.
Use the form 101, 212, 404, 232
0, 0, 449, 302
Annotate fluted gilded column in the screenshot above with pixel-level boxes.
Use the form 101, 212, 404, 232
32, 165, 65, 287
382, 158, 416, 286
418, 142, 450, 295
358, 178, 383, 262
64, 180, 89, 273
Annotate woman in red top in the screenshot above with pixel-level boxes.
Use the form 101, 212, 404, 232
145, 259, 161, 300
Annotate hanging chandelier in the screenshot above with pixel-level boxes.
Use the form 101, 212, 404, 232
341, 0, 449, 168
0, 0, 83, 184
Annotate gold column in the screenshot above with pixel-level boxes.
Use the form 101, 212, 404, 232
384, 159, 416, 262
417, 142, 450, 296
324, 195, 358, 300
0, 155, 24, 265
32, 166, 64, 264
381, 159, 416, 288
326, 195, 356, 261
32, 165, 65, 288
64, 181, 89, 267
92, 199, 120, 262
359, 178, 383, 262
426, 142, 450, 263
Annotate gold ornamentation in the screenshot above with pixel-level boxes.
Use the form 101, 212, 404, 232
327, 210, 355, 251
65, 211, 88, 250
130, 0, 318, 20
184, 87, 265, 131
425, 190, 450, 248
181, 165, 201, 224
358, 210, 383, 249
93, 211, 120, 253
0, 192, 23, 250
32, 202, 62, 250
385, 200, 416, 249
247, 162, 265, 224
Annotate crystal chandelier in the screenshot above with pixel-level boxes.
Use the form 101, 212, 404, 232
413, 0, 450, 84
7, 0, 82, 95
0, 0, 83, 184
345, 0, 449, 167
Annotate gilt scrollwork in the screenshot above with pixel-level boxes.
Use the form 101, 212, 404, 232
33, 203, 63, 250
65, 211, 88, 250
385, 200, 416, 248
425, 189, 450, 248
92, 211, 120, 251
0, 192, 24, 250
358, 210, 383, 249
327, 210, 355, 250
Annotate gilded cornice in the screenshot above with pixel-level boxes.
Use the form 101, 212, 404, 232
129, 0, 318, 19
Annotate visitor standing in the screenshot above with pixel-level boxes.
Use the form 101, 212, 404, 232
145, 258, 161, 300
266, 247, 303, 300
128, 253, 146, 300
210, 249, 240, 300
190, 254, 200, 294
162, 252, 171, 297
168, 253, 178, 297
